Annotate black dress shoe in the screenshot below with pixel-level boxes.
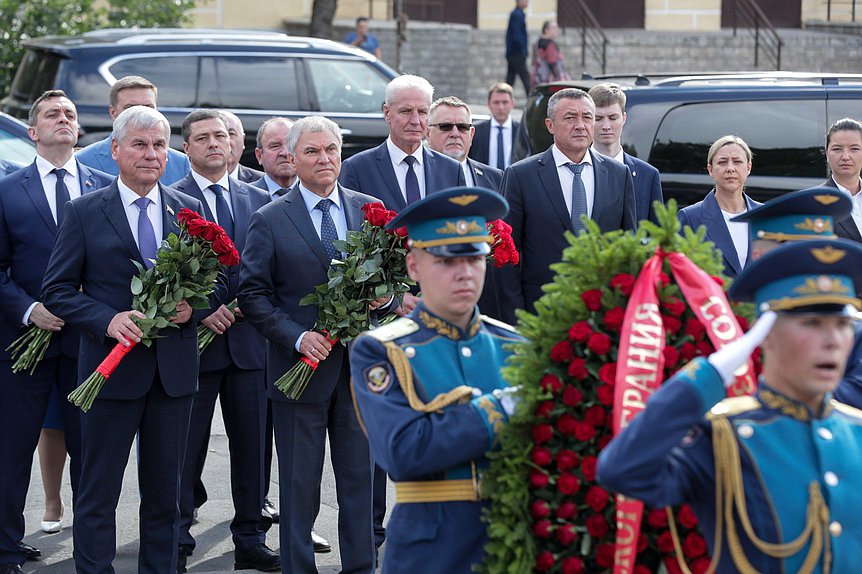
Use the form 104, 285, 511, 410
262, 498, 279, 524
234, 543, 280, 572
311, 530, 331, 554
0, 564, 24, 574
177, 546, 193, 573
17, 542, 40, 561
259, 510, 273, 534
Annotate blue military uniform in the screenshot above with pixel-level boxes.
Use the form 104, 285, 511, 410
349, 187, 523, 573
598, 239, 862, 573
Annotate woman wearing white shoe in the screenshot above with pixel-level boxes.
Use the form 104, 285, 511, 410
38, 386, 66, 534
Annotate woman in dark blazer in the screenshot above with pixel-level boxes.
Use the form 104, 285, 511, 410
678, 135, 761, 278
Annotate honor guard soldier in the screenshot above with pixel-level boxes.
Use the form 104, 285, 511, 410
349, 187, 523, 573
598, 238, 862, 573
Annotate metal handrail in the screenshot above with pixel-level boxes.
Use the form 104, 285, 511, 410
732, 0, 783, 70
559, 0, 609, 74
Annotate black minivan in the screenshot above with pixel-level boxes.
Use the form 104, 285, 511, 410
516, 73, 862, 205
1, 28, 399, 166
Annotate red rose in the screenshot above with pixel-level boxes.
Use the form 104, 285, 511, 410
679, 342, 697, 361
656, 530, 675, 553
568, 321, 593, 342
531, 424, 553, 444
393, 226, 408, 238
549, 340, 575, 363
530, 447, 552, 466
595, 543, 615, 567
658, 272, 671, 286
684, 318, 706, 340
662, 315, 682, 334
634, 565, 652, 574
556, 523, 578, 546
567, 357, 589, 380
602, 306, 625, 332
557, 472, 580, 495
177, 208, 202, 226
540, 374, 564, 394
610, 273, 635, 296
202, 221, 223, 242
212, 231, 236, 256
581, 289, 604, 311
683, 531, 707, 558
597, 434, 612, 449
562, 386, 583, 407
695, 340, 714, 356
691, 557, 712, 574
362, 202, 396, 227
663, 346, 680, 367
585, 513, 609, 539
557, 414, 578, 437
662, 297, 686, 317
587, 333, 612, 356
710, 274, 725, 287
555, 501, 578, 520
598, 362, 616, 385
664, 557, 684, 574
647, 508, 668, 528
736, 314, 750, 331
584, 405, 606, 427
678, 504, 699, 529
185, 217, 210, 238
218, 246, 241, 267
638, 533, 648, 553
585, 485, 610, 512
530, 500, 550, 519
561, 557, 584, 574
596, 384, 615, 406
555, 449, 579, 470
573, 421, 596, 441
535, 551, 555, 572
581, 456, 598, 481
532, 519, 553, 538
530, 469, 549, 489
535, 401, 554, 419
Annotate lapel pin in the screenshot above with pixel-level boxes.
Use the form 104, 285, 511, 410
166, 204, 175, 216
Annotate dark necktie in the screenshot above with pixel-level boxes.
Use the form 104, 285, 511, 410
275, 188, 289, 198
210, 183, 234, 239
567, 163, 588, 235
52, 168, 70, 226
496, 125, 506, 170
403, 156, 421, 205
315, 198, 339, 262
133, 197, 158, 268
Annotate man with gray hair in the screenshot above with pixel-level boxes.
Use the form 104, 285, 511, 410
252, 118, 297, 199
240, 115, 388, 574
76, 75, 191, 185
221, 110, 265, 184
41, 105, 211, 574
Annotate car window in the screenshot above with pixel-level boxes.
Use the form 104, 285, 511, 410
650, 100, 826, 178
305, 59, 387, 114
827, 98, 862, 127
0, 128, 36, 165
108, 56, 198, 108
9, 50, 61, 104
206, 56, 301, 110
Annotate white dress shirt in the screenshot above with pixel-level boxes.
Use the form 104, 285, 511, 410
117, 178, 163, 251
35, 155, 82, 223
191, 171, 233, 223
386, 137, 426, 202
552, 145, 595, 218
461, 160, 476, 187
721, 209, 750, 268
488, 116, 513, 170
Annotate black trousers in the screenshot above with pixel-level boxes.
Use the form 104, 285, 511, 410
506, 56, 531, 98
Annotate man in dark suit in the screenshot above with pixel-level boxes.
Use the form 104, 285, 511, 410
0, 90, 112, 574
252, 118, 297, 200
588, 83, 664, 224
41, 106, 208, 574
505, 0, 530, 98
222, 110, 265, 184
502, 88, 637, 320
469, 83, 520, 171
239, 115, 381, 574
427, 96, 506, 320
171, 110, 276, 572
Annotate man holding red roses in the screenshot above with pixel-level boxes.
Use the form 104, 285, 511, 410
41, 106, 215, 574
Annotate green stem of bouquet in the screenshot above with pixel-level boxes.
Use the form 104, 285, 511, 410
7, 327, 54, 375
197, 299, 239, 352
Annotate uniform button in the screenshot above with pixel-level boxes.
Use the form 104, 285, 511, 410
737, 424, 754, 439
817, 427, 833, 440
461, 347, 472, 358
405, 347, 416, 358
824, 471, 839, 487
830, 521, 843, 537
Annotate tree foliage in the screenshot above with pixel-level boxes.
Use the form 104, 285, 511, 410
0, 0, 195, 98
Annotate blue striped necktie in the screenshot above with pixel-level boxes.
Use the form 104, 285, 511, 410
567, 162, 587, 235
315, 198, 339, 262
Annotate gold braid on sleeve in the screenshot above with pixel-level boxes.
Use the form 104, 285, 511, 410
666, 415, 831, 574
383, 341, 475, 413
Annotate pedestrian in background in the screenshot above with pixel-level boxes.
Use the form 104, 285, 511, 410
505, 0, 530, 98
531, 20, 570, 86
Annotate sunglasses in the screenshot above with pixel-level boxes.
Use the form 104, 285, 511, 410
430, 122, 473, 133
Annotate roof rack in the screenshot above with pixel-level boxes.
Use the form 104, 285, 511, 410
82, 28, 293, 45
595, 71, 862, 87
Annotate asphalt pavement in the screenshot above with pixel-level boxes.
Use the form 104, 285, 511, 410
21, 398, 394, 573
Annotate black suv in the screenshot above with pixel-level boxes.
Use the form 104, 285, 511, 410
516, 73, 862, 205
1, 29, 399, 166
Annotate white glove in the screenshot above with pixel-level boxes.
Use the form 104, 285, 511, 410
708, 311, 777, 387
492, 386, 522, 417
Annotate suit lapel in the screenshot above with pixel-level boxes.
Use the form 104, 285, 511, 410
77, 163, 104, 195
159, 185, 183, 239
283, 187, 332, 269
21, 163, 58, 235
102, 183, 146, 265
423, 149, 439, 197
230, 179, 251, 253
702, 191, 742, 274
590, 151, 610, 224
374, 144, 406, 210
821, 178, 862, 242
537, 149, 573, 231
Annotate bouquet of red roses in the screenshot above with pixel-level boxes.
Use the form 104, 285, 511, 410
67, 208, 240, 412
487, 219, 519, 268
275, 202, 412, 399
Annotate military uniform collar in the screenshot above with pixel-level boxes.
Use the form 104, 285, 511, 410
756, 381, 833, 422
414, 303, 482, 341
